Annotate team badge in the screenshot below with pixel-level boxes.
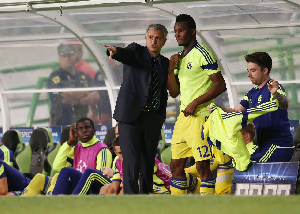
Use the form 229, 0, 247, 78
258, 95, 262, 103
76, 160, 87, 173
187, 62, 193, 69
81, 75, 86, 80
52, 76, 60, 84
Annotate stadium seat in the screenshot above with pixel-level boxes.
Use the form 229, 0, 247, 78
290, 124, 300, 162
16, 127, 52, 178
156, 129, 166, 161
1, 129, 25, 170
160, 145, 172, 166
40, 127, 58, 176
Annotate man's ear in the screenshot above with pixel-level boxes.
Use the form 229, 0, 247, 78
192, 28, 196, 36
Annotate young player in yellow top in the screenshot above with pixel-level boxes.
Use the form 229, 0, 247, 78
168, 14, 226, 195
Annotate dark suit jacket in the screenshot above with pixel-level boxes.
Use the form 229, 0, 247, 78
111, 42, 169, 123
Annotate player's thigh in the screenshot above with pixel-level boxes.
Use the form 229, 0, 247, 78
171, 115, 193, 159
185, 116, 212, 162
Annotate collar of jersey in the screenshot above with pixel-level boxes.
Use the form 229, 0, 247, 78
80, 135, 99, 148
181, 41, 198, 58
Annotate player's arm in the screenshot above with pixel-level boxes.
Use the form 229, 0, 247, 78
219, 104, 246, 113
96, 148, 113, 171
53, 124, 77, 172
268, 79, 289, 110
167, 53, 181, 98
184, 72, 226, 116
0, 177, 8, 195
107, 181, 122, 195
0, 163, 8, 195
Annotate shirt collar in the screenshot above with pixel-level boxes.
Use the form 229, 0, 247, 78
79, 135, 99, 148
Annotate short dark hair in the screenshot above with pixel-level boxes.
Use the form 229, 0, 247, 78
146, 24, 168, 40
241, 123, 256, 141
76, 117, 95, 129
245, 52, 272, 73
112, 137, 120, 148
176, 14, 196, 30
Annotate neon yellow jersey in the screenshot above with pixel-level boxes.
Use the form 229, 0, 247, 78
203, 99, 278, 171
174, 42, 221, 117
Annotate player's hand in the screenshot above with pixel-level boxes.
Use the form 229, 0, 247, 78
267, 79, 279, 96
183, 100, 198, 117
102, 167, 114, 178
67, 123, 78, 146
207, 105, 212, 114
103, 44, 117, 59
169, 53, 182, 73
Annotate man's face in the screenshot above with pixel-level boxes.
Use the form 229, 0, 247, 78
174, 21, 195, 47
59, 54, 78, 71
114, 146, 123, 162
145, 29, 166, 56
76, 120, 95, 143
247, 62, 268, 86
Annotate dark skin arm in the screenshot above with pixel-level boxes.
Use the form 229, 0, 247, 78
183, 72, 227, 116
67, 123, 78, 146
167, 53, 181, 98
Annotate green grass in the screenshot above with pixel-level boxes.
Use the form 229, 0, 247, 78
1, 195, 300, 214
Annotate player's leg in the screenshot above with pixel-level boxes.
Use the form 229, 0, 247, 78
170, 113, 191, 195
21, 173, 52, 196
215, 168, 234, 195
72, 168, 111, 195
189, 116, 215, 195
45, 173, 59, 195
170, 158, 188, 195
52, 167, 82, 195
186, 173, 201, 194
252, 142, 294, 163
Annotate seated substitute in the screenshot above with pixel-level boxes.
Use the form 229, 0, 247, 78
21, 117, 112, 196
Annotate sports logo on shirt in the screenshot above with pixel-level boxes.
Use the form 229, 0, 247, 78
258, 95, 262, 103
187, 62, 193, 69
52, 76, 60, 84
76, 160, 87, 173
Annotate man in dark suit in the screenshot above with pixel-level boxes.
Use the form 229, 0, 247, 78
104, 24, 169, 194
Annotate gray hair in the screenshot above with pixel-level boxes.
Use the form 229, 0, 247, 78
146, 24, 168, 40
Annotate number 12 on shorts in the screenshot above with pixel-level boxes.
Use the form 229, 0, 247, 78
197, 145, 212, 158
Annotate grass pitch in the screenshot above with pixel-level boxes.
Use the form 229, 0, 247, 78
1, 195, 300, 214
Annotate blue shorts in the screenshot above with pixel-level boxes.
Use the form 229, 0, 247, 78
251, 141, 294, 162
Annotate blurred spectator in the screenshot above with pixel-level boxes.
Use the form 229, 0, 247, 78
48, 43, 99, 126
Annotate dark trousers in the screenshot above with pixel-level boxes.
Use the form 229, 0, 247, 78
119, 111, 164, 194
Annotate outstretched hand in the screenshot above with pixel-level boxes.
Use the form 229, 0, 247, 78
103, 44, 117, 59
